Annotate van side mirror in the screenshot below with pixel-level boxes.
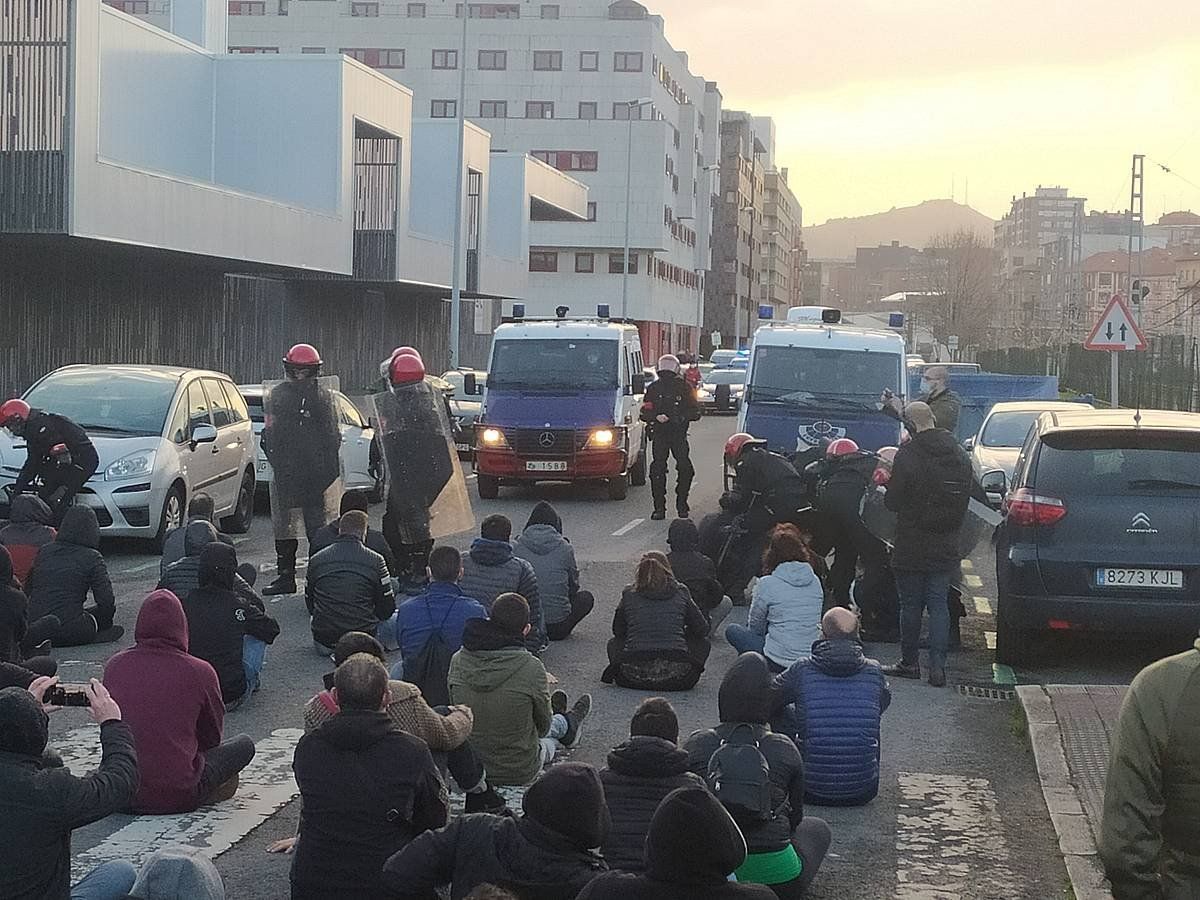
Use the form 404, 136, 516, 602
631, 373, 647, 395
980, 469, 1007, 507
190, 423, 218, 447
463, 373, 478, 396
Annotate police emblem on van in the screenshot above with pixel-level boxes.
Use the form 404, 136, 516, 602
797, 420, 846, 447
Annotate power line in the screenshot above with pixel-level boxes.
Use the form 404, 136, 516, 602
1149, 159, 1200, 194
1146, 279, 1200, 332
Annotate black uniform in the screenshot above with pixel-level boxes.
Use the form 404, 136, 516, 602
12, 411, 99, 523
640, 370, 701, 516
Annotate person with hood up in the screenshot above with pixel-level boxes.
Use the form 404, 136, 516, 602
514, 502, 594, 641
0, 545, 58, 676
597, 697, 706, 873
159, 520, 260, 613
27, 506, 120, 646
158, 493, 234, 578
685, 653, 831, 900
577, 786, 777, 900
639, 354, 701, 520
382, 761, 610, 900
0, 494, 57, 585
103, 590, 255, 814
726, 525, 824, 672
460, 515, 546, 652
124, 847, 225, 900
666, 517, 732, 632
602, 553, 711, 692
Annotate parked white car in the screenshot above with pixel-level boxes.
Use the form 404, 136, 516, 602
965, 400, 1088, 501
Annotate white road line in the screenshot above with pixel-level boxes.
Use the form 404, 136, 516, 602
964, 573, 983, 588
113, 560, 161, 576
984, 631, 997, 650
611, 518, 644, 537
974, 596, 993, 615
961, 559, 974, 570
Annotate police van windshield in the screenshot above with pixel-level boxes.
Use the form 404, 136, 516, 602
490, 339, 619, 390
749, 346, 900, 408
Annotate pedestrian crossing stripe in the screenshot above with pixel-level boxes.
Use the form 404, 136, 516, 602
964, 574, 983, 588
984, 631, 997, 650
973, 596, 993, 615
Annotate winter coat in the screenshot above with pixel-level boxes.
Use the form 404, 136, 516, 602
747, 561, 824, 668
159, 518, 233, 577
159, 521, 260, 612
1100, 638, 1200, 900
667, 519, 724, 613
460, 538, 544, 651
0, 660, 37, 689
0, 495, 56, 585
612, 580, 709, 658
395, 581, 488, 662
304, 679, 473, 750
27, 506, 116, 631
291, 709, 449, 900
639, 370, 700, 434
884, 386, 962, 435
181, 584, 279, 704
771, 638, 892, 806
732, 448, 809, 518
0, 548, 31, 663
448, 617, 551, 786
514, 525, 580, 627
103, 590, 227, 814
304, 534, 394, 649
884, 427, 972, 571
598, 736, 706, 872
310, 521, 398, 577
12, 410, 97, 495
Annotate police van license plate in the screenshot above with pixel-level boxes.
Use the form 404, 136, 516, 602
456, 443, 471, 452
1096, 568, 1183, 589
526, 461, 567, 472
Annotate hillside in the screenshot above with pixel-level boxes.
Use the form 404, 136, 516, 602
804, 199, 995, 260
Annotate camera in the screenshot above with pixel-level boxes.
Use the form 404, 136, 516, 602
46, 684, 91, 707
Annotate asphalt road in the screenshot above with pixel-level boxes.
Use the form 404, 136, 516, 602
49, 416, 1174, 898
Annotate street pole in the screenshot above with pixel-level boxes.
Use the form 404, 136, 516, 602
1111, 350, 1119, 409
621, 107, 634, 321
448, 1, 469, 368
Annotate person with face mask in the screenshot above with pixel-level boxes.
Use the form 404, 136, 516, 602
882, 366, 961, 436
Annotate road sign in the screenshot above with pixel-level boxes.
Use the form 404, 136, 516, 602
947, 335, 960, 351
1084, 294, 1147, 351
711, 331, 722, 348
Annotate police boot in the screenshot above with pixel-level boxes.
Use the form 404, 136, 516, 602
263, 540, 298, 596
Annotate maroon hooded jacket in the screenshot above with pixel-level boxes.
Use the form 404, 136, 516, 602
104, 589, 225, 814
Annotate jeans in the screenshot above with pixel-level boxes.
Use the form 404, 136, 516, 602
196, 734, 256, 805
545, 590, 595, 641
537, 713, 570, 769
71, 860, 137, 900
725, 623, 766, 656
242, 635, 267, 696
895, 567, 954, 671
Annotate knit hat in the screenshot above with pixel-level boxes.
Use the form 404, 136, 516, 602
0, 686, 49, 757
522, 762, 611, 849
525, 501, 563, 533
645, 786, 748, 884
657, 354, 681, 374
128, 847, 225, 899
666, 517, 700, 551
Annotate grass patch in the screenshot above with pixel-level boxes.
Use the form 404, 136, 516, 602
1010, 699, 1029, 745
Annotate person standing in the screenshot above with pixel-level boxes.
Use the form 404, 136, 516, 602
882, 402, 971, 688
640, 354, 700, 521
0, 399, 100, 524
883, 365, 962, 435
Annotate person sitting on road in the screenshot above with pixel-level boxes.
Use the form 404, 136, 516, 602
598, 697, 706, 873
577, 785, 777, 900
771, 608, 892, 806
27, 506, 121, 646
666, 517, 732, 632
124, 847, 226, 900
290, 652, 449, 900
104, 589, 255, 814
685, 652, 831, 900
460, 514, 546, 653
0, 545, 58, 676
0, 676, 139, 900
0, 494, 56, 586
514, 502, 594, 641
449, 593, 591, 786
159, 520, 260, 611
309, 490, 398, 579
382, 762, 610, 900
159, 493, 234, 577
602, 552, 711, 692
726, 525, 824, 672
305, 510, 394, 656
181, 542, 280, 710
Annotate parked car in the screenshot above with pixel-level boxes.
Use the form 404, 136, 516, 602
993, 408, 1200, 665
966, 400, 1087, 503
910, 362, 982, 376
709, 349, 738, 368
697, 368, 746, 413
0, 365, 256, 547
439, 369, 486, 458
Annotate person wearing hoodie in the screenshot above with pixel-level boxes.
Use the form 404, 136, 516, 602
597, 697, 706, 873
103, 590, 255, 814
666, 517, 731, 630
159, 521, 260, 613
685, 653, 831, 900
771, 608, 892, 807
881, 401, 972, 688
0, 494, 57, 585
726, 525, 824, 672
514, 502, 594, 641
27, 506, 120, 646
577, 786, 777, 900
382, 761, 610, 900
125, 847, 225, 900
0, 545, 58, 676
603, 553, 711, 692
460, 515, 546, 652
290, 653, 449, 899
158, 493, 234, 578
449, 593, 591, 786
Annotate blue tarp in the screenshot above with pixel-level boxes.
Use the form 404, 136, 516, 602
907, 372, 1059, 441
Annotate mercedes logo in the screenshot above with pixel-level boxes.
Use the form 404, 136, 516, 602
539, 431, 556, 448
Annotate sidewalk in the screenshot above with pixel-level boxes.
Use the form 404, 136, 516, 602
1017, 684, 1126, 900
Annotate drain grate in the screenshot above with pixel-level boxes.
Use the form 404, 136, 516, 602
957, 684, 1016, 701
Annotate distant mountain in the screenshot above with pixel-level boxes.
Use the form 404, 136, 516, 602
804, 200, 995, 260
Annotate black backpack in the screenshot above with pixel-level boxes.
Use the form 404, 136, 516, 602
406, 599, 458, 707
705, 723, 774, 823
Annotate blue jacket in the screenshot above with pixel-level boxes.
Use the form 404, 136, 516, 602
395, 582, 488, 664
771, 638, 891, 806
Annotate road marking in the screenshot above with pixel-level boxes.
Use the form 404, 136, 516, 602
973, 596, 993, 615
964, 573, 983, 588
611, 518, 644, 536
111, 560, 161, 576
984, 631, 997, 650
961, 559, 974, 570
992, 664, 1017, 685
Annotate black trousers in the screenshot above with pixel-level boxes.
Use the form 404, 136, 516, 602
545, 590, 595, 641
827, 514, 889, 609
431, 706, 487, 792
38, 460, 97, 525
649, 427, 694, 511
195, 734, 256, 805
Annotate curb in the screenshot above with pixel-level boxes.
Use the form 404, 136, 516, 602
1016, 685, 1114, 900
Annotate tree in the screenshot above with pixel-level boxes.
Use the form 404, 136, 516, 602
914, 230, 996, 355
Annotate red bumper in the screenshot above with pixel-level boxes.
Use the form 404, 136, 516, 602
475, 448, 628, 480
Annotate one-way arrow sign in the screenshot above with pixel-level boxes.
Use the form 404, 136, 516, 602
1084, 294, 1147, 351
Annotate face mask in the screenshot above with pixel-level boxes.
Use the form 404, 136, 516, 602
920, 380, 933, 394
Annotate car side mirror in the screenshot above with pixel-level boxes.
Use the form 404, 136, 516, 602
190, 423, 218, 447
631, 373, 647, 395
980, 469, 1006, 506
962, 436, 976, 451
463, 372, 478, 396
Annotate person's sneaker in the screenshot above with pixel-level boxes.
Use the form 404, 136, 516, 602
263, 575, 297, 596
928, 667, 947, 688
550, 689, 568, 716
883, 662, 922, 680
94, 626, 125, 644
650, 509, 666, 521
561, 693, 592, 748
465, 786, 508, 814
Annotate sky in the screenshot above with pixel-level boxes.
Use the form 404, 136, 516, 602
646, 0, 1200, 225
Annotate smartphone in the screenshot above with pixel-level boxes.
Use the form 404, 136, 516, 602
46, 684, 91, 707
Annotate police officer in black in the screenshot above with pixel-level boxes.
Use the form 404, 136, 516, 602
640, 354, 701, 520
1, 399, 99, 524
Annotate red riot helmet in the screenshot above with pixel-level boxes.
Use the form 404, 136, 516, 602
284, 343, 322, 367
0, 398, 30, 430
825, 438, 860, 458
724, 432, 766, 466
389, 353, 426, 386
392, 346, 422, 361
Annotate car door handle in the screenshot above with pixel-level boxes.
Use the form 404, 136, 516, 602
211, 446, 220, 454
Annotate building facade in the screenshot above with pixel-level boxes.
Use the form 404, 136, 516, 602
759, 167, 802, 317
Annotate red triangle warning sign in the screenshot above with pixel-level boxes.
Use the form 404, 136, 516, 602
1084, 294, 1147, 351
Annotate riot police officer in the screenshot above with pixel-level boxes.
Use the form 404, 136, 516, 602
0, 399, 99, 524
640, 354, 701, 520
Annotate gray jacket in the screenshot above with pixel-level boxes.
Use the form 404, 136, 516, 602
459, 539, 544, 651
513, 525, 579, 627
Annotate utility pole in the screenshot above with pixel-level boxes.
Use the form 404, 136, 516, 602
1127, 154, 1145, 326
448, 1, 470, 368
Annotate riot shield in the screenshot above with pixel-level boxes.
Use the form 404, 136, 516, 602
372, 380, 474, 543
262, 376, 344, 540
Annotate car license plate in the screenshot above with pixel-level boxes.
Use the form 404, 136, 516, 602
1096, 568, 1184, 589
526, 460, 567, 472
256, 460, 268, 471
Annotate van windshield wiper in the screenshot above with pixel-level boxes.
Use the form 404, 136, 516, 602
77, 423, 145, 435
1126, 478, 1200, 491
759, 392, 882, 413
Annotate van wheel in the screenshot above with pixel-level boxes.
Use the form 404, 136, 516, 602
608, 473, 629, 501
994, 595, 1029, 666
220, 470, 255, 534
477, 475, 500, 500
629, 441, 647, 487
151, 484, 185, 553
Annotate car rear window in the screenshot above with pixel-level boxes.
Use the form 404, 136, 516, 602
981, 411, 1041, 447
1036, 430, 1200, 494
244, 395, 265, 423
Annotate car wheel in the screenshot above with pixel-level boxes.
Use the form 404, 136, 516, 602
629, 439, 647, 487
152, 484, 185, 553
608, 473, 629, 501
477, 475, 500, 500
994, 593, 1030, 666
220, 470, 255, 534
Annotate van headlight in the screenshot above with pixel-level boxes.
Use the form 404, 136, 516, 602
586, 428, 622, 449
105, 449, 156, 481
479, 427, 508, 448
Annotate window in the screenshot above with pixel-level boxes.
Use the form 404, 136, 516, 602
432, 49, 458, 69
1099, 272, 1113, 287
575, 253, 595, 273
579, 50, 599, 71
613, 51, 643, 72
377, 49, 405, 67
578, 101, 597, 120
301, 46, 326, 53
185, 381, 211, 435
525, 101, 554, 119
609, 253, 638, 274
220, 382, 249, 425
540, 3, 558, 17
459, 2, 519, 16
228, 0, 265, 13
609, 0, 646, 19
529, 251, 559, 273
337, 396, 366, 429
407, 1, 425, 14
478, 49, 506, 70
531, 150, 597, 172
613, 101, 643, 120
229, 46, 278, 53
431, 99, 457, 118
107, 0, 149, 13
533, 50, 563, 71
350, 1, 378, 15
586, 201, 597, 221
202, 379, 234, 429
479, 100, 507, 118
340, 48, 404, 68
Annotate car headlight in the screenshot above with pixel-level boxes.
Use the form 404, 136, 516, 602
586, 428, 616, 448
479, 427, 508, 448
105, 449, 156, 481
698, 389, 713, 400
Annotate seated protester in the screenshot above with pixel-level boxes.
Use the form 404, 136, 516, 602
602, 552, 711, 692
125, 847, 225, 900
305, 510, 394, 655
181, 543, 280, 710
0, 677, 139, 900
158, 493, 234, 578
159, 520, 260, 611
383, 762, 610, 900
726, 525, 824, 672
513, 502, 594, 641
460, 514, 546, 653
309, 490, 398, 579
771, 608, 891, 807
684, 653, 831, 900
449, 593, 590, 786
598, 697, 706, 873
104, 590, 255, 814
577, 786, 777, 900
666, 518, 732, 632
27, 506, 121, 646
0, 546, 57, 676
0, 494, 56, 586
291, 653, 449, 900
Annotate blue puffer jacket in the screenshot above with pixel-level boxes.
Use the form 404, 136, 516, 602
771, 638, 891, 806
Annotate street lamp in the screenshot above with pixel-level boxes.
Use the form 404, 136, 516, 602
448, 2, 471, 368
621, 97, 654, 321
